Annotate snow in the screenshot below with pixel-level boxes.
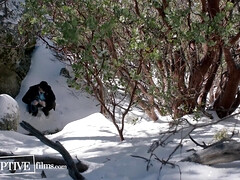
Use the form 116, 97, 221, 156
15, 40, 98, 134
0, 40, 240, 179
0, 94, 19, 123
2, 0, 25, 24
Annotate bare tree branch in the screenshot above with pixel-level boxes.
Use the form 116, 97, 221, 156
20, 121, 86, 180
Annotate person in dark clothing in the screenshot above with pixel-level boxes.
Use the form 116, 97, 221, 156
22, 81, 56, 116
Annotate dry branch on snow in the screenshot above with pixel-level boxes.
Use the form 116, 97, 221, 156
20, 121, 86, 180
182, 140, 240, 165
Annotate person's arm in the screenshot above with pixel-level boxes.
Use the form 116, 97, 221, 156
22, 87, 34, 104
46, 87, 56, 103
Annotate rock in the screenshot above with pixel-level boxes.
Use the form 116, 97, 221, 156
0, 42, 33, 97
60, 67, 71, 78
0, 94, 19, 131
0, 3, 36, 98
0, 65, 21, 97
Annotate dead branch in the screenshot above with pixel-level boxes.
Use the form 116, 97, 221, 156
20, 121, 86, 180
151, 111, 240, 152
189, 135, 208, 149
189, 129, 237, 149
181, 140, 240, 165
145, 111, 240, 173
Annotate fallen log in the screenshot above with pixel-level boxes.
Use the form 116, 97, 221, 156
181, 140, 240, 165
20, 121, 86, 180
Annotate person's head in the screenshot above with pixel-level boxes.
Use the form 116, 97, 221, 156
39, 81, 48, 93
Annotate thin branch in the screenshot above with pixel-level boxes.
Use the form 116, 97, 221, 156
189, 134, 208, 148
130, 155, 149, 162
145, 111, 240, 178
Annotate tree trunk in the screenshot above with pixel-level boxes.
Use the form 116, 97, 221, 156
182, 140, 240, 165
171, 0, 224, 118
213, 47, 240, 118
197, 48, 222, 107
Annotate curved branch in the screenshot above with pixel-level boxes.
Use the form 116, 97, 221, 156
20, 121, 85, 180
189, 135, 208, 148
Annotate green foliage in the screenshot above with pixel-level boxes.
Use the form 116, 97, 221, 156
20, 0, 240, 121
129, 116, 141, 125
214, 128, 229, 141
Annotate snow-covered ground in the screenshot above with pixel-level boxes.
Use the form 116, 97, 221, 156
0, 40, 240, 179
16, 40, 99, 134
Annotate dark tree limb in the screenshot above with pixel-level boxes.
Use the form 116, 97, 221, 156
189, 135, 208, 149
20, 121, 86, 180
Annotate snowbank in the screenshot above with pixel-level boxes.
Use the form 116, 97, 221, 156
0, 94, 19, 131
